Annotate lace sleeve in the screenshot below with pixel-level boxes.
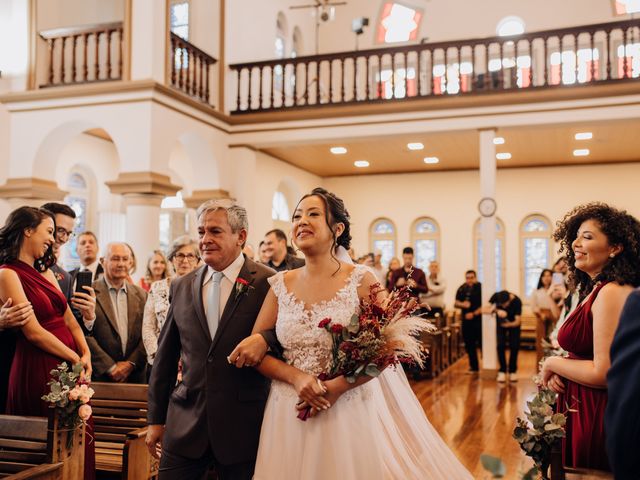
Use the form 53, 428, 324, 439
267, 271, 286, 299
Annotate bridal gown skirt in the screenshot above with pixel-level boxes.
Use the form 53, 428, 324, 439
254, 367, 473, 480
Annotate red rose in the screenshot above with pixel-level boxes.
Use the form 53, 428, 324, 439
318, 318, 331, 328
236, 278, 249, 286
330, 324, 344, 334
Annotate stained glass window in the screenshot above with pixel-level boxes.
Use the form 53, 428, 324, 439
370, 218, 396, 266
474, 218, 505, 291
521, 215, 551, 298
272, 191, 290, 221
411, 218, 439, 271
63, 172, 90, 270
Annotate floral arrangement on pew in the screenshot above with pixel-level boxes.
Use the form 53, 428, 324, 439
41, 362, 94, 448
298, 283, 434, 421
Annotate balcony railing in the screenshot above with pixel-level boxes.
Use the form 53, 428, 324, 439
39, 22, 124, 88
169, 32, 217, 106
229, 19, 640, 114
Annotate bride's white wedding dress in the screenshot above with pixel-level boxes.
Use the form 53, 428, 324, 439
253, 265, 473, 479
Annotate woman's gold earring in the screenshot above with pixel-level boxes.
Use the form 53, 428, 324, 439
609, 253, 615, 258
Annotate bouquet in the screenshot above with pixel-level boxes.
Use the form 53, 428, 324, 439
298, 283, 434, 420
41, 362, 94, 447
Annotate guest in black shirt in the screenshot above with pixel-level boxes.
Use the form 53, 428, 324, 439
455, 270, 482, 373
262, 229, 305, 272
489, 290, 522, 382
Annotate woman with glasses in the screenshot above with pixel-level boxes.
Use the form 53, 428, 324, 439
142, 236, 200, 379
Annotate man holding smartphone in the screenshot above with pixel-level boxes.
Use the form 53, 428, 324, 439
41, 203, 97, 331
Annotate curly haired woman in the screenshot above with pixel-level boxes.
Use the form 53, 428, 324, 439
541, 202, 640, 470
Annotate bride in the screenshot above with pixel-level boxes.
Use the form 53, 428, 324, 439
231, 188, 472, 479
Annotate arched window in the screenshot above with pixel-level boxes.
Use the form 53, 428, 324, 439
63, 171, 90, 270
159, 191, 188, 252
496, 16, 525, 37
275, 12, 287, 58
370, 218, 396, 267
272, 191, 290, 222
521, 214, 552, 298
411, 217, 439, 271
474, 218, 506, 291
170, 0, 190, 39
292, 26, 302, 58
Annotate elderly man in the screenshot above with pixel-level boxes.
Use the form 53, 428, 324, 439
147, 199, 274, 480
86, 243, 147, 383
262, 229, 304, 272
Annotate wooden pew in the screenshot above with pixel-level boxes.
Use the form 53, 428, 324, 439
91, 382, 158, 479
0, 409, 84, 479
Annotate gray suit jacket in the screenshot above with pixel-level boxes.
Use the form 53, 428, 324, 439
147, 256, 275, 465
86, 277, 148, 383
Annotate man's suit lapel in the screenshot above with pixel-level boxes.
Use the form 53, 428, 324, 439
192, 265, 212, 342
94, 279, 121, 339
210, 258, 256, 353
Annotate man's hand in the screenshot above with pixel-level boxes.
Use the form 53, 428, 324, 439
70, 286, 96, 320
464, 312, 474, 320
228, 333, 268, 368
145, 424, 165, 459
109, 361, 134, 382
406, 278, 417, 289
0, 298, 33, 329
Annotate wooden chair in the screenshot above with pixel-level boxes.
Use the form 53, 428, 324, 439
417, 328, 443, 379
0, 409, 84, 479
91, 382, 158, 479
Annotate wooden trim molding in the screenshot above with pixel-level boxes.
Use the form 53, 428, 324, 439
0, 177, 67, 200
183, 189, 233, 209
105, 171, 181, 196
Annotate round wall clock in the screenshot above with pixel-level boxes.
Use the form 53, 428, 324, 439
478, 197, 497, 217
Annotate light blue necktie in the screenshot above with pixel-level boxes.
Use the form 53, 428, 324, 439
206, 271, 224, 339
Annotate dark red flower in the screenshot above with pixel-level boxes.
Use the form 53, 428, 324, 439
318, 318, 331, 328
236, 278, 249, 286
330, 324, 344, 334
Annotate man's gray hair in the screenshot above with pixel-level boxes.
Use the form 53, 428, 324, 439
196, 199, 248, 233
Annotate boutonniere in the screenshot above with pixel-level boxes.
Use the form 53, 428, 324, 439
54, 271, 64, 282
234, 277, 253, 298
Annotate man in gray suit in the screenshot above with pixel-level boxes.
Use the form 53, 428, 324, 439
146, 200, 274, 480
86, 242, 148, 383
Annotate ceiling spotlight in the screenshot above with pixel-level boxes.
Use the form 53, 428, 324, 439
573, 149, 590, 157
496, 152, 511, 160
423, 157, 439, 164
407, 142, 424, 151
575, 132, 593, 140
354, 160, 370, 168
493, 137, 505, 145
330, 147, 347, 154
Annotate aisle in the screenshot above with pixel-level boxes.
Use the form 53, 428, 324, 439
410, 350, 539, 478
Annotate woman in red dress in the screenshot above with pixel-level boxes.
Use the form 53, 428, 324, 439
541, 203, 640, 470
0, 206, 95, 478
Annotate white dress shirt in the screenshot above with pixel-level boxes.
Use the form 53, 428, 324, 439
81, 259, 101, 279
202, 252, 246, 321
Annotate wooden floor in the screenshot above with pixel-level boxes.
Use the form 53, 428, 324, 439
410, 350, 539, 478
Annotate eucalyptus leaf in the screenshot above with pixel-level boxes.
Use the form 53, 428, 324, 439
479, 454, 506, 477
365, 364, 381, 377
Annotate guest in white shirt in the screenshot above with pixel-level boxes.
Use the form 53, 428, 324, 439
530, 268, 561, 340
371, 249, 387, 286
422, 261, 446, 318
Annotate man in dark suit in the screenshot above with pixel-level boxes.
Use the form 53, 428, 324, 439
68, 231, 104, 287
146, 199, 274, 480
605, 288, 640, 479
262, 228, 304, 272
86, 242, 147, 383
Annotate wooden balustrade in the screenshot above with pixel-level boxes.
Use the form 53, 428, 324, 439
170, 33, 217, 105
39, 22, 124, 88
230, 18, 640, 113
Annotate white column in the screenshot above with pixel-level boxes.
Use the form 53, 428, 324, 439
123, 194, 163, 279
479, 129, 498, 372
98, 211, 127, 245
130, 0, 166, 83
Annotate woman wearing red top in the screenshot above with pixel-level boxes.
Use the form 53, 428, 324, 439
139, 249, 170, 292
541, 203, 640, 470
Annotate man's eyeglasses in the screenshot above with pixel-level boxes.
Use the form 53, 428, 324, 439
56, 227, 75, 239
174, 253, 198, 262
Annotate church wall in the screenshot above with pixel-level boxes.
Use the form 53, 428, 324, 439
325, 162, 640, 306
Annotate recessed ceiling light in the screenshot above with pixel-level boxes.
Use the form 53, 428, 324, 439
330, 147, 347, 155
575, 132, 593, 140
407, 142, 424, 150
496, 152, 511, 160
493, 137, 505, 145
354, 160, 370, 168
573, 148, 590, 157
423, 157, 439, 164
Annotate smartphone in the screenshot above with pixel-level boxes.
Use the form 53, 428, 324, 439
75, 271, 93, 293
552, 272, 564, 285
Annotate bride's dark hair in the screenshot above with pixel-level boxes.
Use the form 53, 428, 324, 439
0, 206, 57, 272
294, 187, 352, 274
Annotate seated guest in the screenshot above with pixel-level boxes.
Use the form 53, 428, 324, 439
142, 236, 200, 377
139, 250, 170, 292
488, 290, 522, 382
606, 288, 640, 479
530, 268, 560, 340
388, 247, 428, 299
423, 260, 446, 318
87, 242, 148, 383
262, 228, 304, 272
69, 231, 103, 283
542, 203, 640, 471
